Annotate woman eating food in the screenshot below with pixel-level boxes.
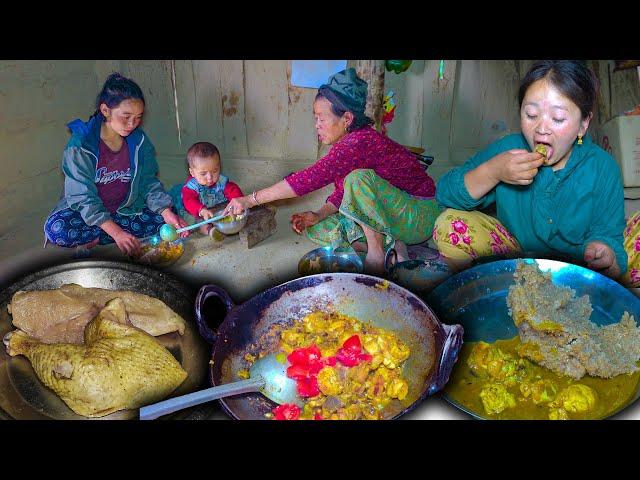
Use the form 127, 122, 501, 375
434, 60, 629, 282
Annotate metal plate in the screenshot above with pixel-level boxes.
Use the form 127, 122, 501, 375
298, 246, 364, 275
0, 260, 210, 420
426, 258, 640, 419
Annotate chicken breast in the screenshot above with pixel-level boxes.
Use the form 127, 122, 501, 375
8, 284, 186, 344
5, 298, 187, 418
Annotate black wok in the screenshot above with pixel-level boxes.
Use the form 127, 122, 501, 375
195, 272, 463, 420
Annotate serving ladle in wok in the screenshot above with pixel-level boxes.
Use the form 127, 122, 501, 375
139, 352, 301, 420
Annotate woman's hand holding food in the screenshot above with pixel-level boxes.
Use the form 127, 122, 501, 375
584, 241, 620, 278
489, 149, 545, 186
291, 211, 320, 234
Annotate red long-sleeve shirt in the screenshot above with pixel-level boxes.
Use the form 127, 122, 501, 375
181, 176, 244, 217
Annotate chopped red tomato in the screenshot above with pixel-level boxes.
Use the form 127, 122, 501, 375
296, 376, 320, 397
285, 337, 370, 399
286, 364, 311, 380
314, 412, 323, 420
287, 345, 322, 366
272, 403, 301, 420
335, 335, 372, 367
342, 335, 363, 352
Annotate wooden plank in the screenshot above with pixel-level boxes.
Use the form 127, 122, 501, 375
354, 60, 386, 130
284, 61, 318, 161
244, 60, 289, 158
120, 60, 181, 155
421, 59, 458, 174
449, 60, 521, 164
173, 60, 198, 149
94, 60, 122, 89
218, 60, 248, 157
192, 61, 225, 151
385, 60, 425, 148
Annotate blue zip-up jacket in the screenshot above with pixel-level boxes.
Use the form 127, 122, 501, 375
45, 116, 173, 236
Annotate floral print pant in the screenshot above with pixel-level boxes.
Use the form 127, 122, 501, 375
622, 211, 640, 287
436, 208, 640, 288
433, 209, 521, 262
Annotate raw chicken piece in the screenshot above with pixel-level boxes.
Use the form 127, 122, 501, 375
8, 284, 186, 344
5, 298, 187, 418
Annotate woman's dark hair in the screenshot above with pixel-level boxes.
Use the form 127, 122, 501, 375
94, 72, 145, 119
518, 60, 599, 119
314, 91, 373, 132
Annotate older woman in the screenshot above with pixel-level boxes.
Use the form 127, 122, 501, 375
223, 68, 440, 275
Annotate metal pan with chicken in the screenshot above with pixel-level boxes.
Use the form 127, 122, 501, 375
444, 262, 640, 420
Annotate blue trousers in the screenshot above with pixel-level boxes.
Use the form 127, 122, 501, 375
45, 208, 165, 247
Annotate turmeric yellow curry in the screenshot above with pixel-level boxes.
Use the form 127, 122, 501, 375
445, 337, 640, 420
243, 311, 412, 420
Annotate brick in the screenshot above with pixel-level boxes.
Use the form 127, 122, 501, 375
239, 204, 277, 249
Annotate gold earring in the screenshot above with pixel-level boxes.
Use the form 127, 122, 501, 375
577, 135, 583, 145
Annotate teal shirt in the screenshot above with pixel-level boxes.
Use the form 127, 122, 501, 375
435, 133, 627, 274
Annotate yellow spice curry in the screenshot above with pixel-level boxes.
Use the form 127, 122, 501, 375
243, 311, 412, 420
445, 337, 640, 420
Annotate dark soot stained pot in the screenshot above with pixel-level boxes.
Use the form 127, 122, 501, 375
194, 272, 463, 420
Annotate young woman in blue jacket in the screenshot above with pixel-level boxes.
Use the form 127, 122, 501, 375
44, 73, 188, 256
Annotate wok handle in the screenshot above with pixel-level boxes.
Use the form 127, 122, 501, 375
139, 377, 265, 420
195, 285, 236, 345
431, 323, 464, 394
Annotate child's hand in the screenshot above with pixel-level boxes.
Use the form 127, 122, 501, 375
199, 208, 214, 220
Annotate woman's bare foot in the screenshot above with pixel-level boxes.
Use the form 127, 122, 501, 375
364, 248, 386, 277
351, 241, 368, 253
79, 237, 100, 249
394, 240, 410, 263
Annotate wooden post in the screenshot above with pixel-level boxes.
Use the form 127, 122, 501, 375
352, 60, 386, 132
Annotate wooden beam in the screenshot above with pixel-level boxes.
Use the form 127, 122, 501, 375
353, 60, 386, 131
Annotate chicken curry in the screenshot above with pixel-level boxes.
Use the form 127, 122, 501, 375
242, 311, 412, 420
445, 337, 640, 420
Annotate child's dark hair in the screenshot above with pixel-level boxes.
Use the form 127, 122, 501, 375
187, 142, 221, 168
94, 72, 145, 119
519, 60, 599, 120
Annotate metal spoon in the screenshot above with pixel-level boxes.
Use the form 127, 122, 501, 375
139, 353, 301, 420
